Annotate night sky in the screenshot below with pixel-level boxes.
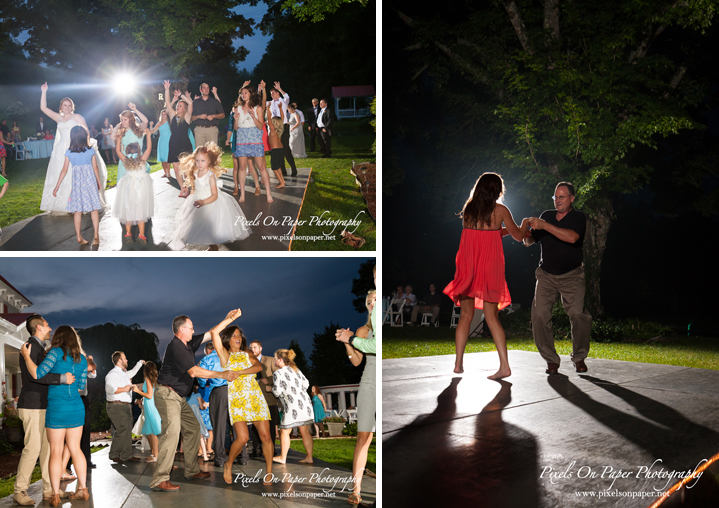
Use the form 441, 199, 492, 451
1, 257, 374, 362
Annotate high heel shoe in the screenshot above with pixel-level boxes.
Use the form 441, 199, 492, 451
68, 487, 90, 500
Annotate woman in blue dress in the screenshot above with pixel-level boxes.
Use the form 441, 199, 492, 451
311, 385, 327, 437
132, 361, 161, 462
20, 325, 89, 506
114, 104, 150, 182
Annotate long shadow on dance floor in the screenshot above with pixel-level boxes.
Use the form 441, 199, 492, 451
0, 446, 375, 508
383, 351, 719, 507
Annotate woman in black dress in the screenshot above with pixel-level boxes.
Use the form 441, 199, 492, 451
163, 80, 194, 197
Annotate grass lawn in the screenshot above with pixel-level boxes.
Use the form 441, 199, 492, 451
1, 121, 375, 251
383, 327, 719, 370
289, 437, 376, 473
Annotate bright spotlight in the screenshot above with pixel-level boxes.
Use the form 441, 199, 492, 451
113, 74, 136, 95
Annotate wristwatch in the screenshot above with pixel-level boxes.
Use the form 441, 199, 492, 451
348, 335, 355, 347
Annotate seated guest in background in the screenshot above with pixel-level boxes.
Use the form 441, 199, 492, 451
400, 285, 417, 321
409, 284, 442, 326
392, 286, 404, 300
12, 121, 21, 142
44, 130, 55, 140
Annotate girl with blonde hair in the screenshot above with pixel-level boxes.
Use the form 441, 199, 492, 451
114, 104, 150, 182
272, 349, 314, 465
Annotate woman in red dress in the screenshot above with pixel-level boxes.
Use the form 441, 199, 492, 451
444, 172, 529, 378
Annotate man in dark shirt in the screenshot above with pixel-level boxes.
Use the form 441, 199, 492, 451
524, 182, 593, 375
14, 315, 73, 506
191, 83, 224, 147
409, 284, 442, 326
150, 315, 240, 492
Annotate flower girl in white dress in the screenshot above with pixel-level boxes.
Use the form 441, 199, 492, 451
113, 136, 154, 245
171, 142, 251, 250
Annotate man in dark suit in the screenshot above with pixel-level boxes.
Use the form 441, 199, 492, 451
249, 340, 279, 456
307, 98, 320, 153
317, 99, 333, 158
35, 117, 46, 135
13, 315, 74, 506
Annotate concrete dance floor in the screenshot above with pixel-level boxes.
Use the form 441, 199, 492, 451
383, 350, 719, 507
0, 445, 375, 507
0, 168, 311, 252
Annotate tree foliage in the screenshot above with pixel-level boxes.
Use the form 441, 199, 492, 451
351, 259, 376, 314
280, 0, 369, 23
308, 323, 362, 386
288, 339, 309, 374
390, 0, 718, 314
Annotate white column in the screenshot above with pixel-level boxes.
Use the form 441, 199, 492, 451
350, 391, 356, 408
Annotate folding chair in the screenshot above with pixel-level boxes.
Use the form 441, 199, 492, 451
15, 142, 27, 161
421, 313, 439, 327
450, 303, 461, 328
386, 298, 405, 327
347, 409, 358, 424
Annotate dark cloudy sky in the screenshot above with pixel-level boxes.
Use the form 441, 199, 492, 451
2, 257, 374, 363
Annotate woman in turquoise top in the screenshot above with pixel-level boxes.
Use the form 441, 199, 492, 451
115, 105, 150, 181
132, 361, 162, 462
311, 385, 327, 436
21, 325, 90, 505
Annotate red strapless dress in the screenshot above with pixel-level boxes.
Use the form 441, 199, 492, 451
443, 228, 511, 310
262, 122, 270, 152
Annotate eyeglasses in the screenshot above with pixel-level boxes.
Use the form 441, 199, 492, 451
552, 195, 570, 201
182, 325, 194, 331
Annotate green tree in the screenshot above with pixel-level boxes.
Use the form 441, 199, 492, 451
351, 259, 376, 314
308, 323, 362, 386
392, 0, 718, 315
280, 0, 369, 23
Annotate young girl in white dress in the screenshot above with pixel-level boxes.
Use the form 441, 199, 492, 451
52, 126, 103, 245
171, 142, 251, 250
113, 136, 154, 245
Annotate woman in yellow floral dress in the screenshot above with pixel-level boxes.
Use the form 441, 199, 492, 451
210, 309, 274, 485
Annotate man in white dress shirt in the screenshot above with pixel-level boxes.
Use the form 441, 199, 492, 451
268, 82, 297, 177
105, 351, 145, 463
316, 99, 333, 158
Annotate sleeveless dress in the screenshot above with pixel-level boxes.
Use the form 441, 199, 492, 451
289, 113, 307, 158
65, 148, 103, 212
116, 129, 150, 181
312, 395, 326, 423
113, 157, 154, 224
141, 380, 161, 436
36, 348, 88, 429
156, 122, 171, 163
272, 366, 314, 429
226, 351, 270, 424
101, 126, 114, 149
168, 116, 193, 163
233, 106, 264, 158
356, 330, 376, 433
443, 228, 512, 310
171, 171, 251, 247
40, 119, 108, 212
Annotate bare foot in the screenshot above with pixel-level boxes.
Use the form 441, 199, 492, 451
223, 463, 233, 485
232, 187, 238, 196
266, 196, 273, 204
298, 458, 313, 464
275, 183, 285, 189
239, 193, 245, 203
272, 456, 285, 464
487, 368, 512, 380
77, 237, 88, 245
92, 237, 99, 246
453, 362, 464, 374
263, 473, 274, 486
254, 188, 261, 196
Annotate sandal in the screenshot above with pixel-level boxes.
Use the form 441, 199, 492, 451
145, 455, 156, 462
341, 230, 366, 249
124, 233, 134, 244
137, 235, 147, 245
68, 488, 89, 500
347, 492, 362, 505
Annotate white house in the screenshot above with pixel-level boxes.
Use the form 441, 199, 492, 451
0, 275, 33, 418
319, 383, 360, 413
331, 85, 375, 119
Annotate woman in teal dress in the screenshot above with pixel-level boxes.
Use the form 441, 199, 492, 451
152, 110, 171, 178
132, 361, 161, 462
114, 104, 150, 181
311, 385, 327, 437
21, 326, 89, 505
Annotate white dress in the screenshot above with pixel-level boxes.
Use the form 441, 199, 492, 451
113, 162, 154, 225
171, 171, 251, 247
272, 366, 314, 429
40, 119, 108, 212
289, 113, 307, 159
